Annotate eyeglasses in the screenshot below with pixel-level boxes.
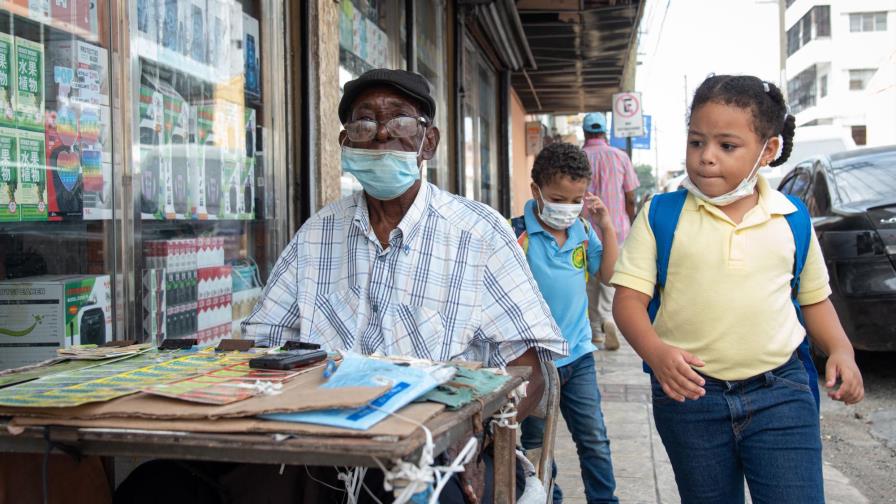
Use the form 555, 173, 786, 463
344, 116, 428, 143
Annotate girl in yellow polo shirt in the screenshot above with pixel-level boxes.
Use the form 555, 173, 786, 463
612, 75, 864, 504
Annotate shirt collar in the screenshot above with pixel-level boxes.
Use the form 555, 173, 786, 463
584, 138, 608, 147
688, 175, 797, 226
523, 199, 588, 251
353, 182, 433, 254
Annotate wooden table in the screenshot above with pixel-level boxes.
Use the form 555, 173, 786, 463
0, 367, 529, 503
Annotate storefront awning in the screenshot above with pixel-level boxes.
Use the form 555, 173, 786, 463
511, 0, 645, 114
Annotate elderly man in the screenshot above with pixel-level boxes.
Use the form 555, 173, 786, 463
242, 69, 567, 501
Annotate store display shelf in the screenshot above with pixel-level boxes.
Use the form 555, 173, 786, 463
135, 36, 221, 85
0, 3, 101, 44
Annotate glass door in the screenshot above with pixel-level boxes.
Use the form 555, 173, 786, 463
128, 0, 280, 348
0, 0, 117, 369
462, 35, 498, 209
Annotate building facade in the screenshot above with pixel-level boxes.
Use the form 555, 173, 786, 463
783, 0, 896, 147
0, 0, 642, 364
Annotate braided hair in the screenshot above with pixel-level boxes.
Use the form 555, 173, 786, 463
690, 75, 796, 167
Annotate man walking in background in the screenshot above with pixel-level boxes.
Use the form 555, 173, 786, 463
582, 112, 639, 351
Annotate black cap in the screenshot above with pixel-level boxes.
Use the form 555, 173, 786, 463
339, 69, 436, 124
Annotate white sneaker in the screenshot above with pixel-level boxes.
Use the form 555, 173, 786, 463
602, 321, 620, 351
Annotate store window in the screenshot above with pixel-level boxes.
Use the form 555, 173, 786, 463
415, 0, 448, 190
0, 1, 117, 369
129, 0, 274, 348
337, 0, 403, 197
462, 36, 498, 210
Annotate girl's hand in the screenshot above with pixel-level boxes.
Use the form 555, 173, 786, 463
825, 351, 864, 405
646, 342, 706, 402
585, 192, 612, 228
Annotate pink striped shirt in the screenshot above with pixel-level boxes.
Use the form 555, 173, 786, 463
583, 138, 639, 243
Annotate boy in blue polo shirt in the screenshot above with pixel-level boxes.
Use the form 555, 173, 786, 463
515, 142, 619, 504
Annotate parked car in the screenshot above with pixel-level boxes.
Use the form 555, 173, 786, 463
777, 146, 896, 353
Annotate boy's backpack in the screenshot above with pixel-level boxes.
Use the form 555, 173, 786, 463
645, 189, 820, 409
509, 215, 592, 283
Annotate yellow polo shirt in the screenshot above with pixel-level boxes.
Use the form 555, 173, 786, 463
611, 177, 831, 380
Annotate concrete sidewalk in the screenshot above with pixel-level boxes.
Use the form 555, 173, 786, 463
550, 340, 868, 504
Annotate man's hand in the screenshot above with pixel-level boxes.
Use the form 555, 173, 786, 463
645, 342, 706, 402
507, 348, 543, 420
825, 350, 864, 405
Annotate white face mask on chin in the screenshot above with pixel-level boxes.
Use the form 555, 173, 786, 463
682, 140, 769, 207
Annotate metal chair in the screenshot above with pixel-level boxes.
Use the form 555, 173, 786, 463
522, 360, 561, 503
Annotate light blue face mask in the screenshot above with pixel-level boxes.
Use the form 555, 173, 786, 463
341, 136, 424, 201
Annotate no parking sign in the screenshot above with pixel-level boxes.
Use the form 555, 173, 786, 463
612, 92, 645, 138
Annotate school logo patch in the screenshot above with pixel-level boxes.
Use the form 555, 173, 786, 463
571, 246, 586, 270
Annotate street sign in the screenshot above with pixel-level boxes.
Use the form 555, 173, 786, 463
611, 115, 651, 150
612, 92, 645, 138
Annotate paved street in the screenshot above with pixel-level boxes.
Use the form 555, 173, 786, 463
550, 339, 871, 504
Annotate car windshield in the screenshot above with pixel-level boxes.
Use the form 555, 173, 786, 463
832, 151, 896, 206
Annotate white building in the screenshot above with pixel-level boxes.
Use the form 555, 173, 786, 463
782, 0, 896, 148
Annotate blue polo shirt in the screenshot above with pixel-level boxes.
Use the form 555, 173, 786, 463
522, 199, 603, 368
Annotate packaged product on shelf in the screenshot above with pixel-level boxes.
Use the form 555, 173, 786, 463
0, 127, 17, 222
15, 129, 46, 221
142, 268, 167, 343
224, 1, 243, 81
45, 105, 83, 220
231, 262, 261, 338
188, 0, 206, 65
243, 13, 260, 99
0, 33, 15, 129
194, 101, 224, 218
80, 104, 110, 219
159, 79, 190, 219
197, 264, 232, 348
137, 0, 160, 46
197, 236, 225, 268
222, 153, 240, 219
46, 39, 110, 106
14, 37, 44, 133
8, 0, 50, 23
137, 70, 164, 219
206, 0, 227, 79
241, 107, 256, 220
0, 274, 112, 370
50, 0, 74, 30
162, 0, 180, 52
73, 0, 99, 37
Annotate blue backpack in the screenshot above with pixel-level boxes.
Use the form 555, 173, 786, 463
645, 189, 820, 409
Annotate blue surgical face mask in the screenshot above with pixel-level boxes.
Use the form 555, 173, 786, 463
341, 136, 424, 201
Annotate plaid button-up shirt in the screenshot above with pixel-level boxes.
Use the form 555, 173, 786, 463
242, 182, 567, 367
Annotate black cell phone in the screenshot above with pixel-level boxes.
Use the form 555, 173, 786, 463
248, 349, 327, 370
280, 341, 321, 351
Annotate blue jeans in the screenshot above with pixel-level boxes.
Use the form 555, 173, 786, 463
521, 353, 618, 504
651, 354, 824, 504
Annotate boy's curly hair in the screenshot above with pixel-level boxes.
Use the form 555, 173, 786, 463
531, 142, 592, 187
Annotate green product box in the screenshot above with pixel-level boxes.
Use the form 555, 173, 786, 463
0, 34, 15, 128
0, 128, 18, 222
15, 129, 47, 221
0, 275, 112, 370
14, 37, 44, 133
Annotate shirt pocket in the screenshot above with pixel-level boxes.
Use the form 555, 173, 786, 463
391, 303, 454, 361
311, 288, 360, 350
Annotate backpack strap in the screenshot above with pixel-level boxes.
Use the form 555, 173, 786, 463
642, 190, 688, 374
509, 216, 529, 252
647, 190, 689, 322
783, 195, 821, 410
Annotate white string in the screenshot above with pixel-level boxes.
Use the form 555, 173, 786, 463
492, 401, 520, 430
337, 466, 367, 504
368, 405, 479, 504
304, 465, 345, 493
